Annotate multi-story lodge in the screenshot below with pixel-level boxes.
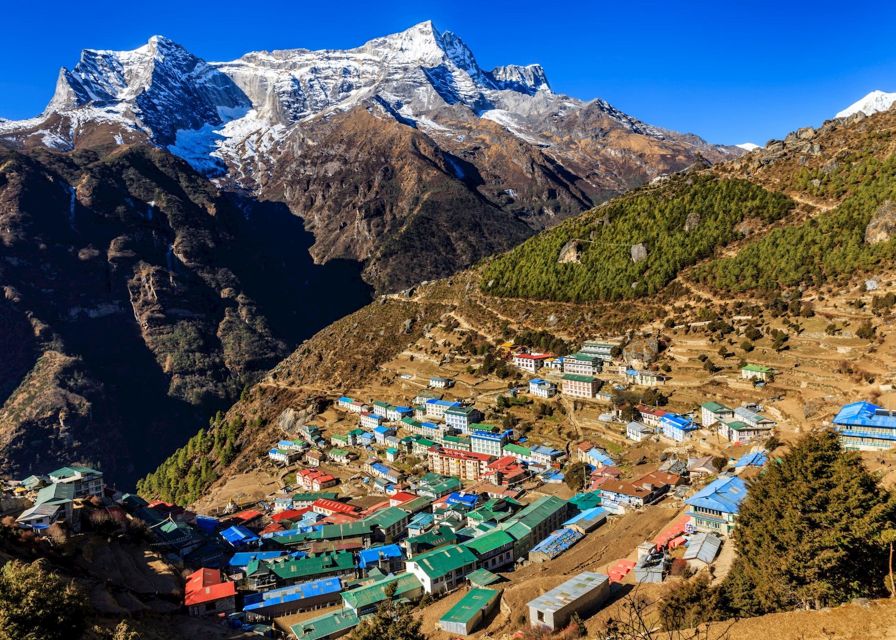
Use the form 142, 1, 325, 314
528, 378, 557, 398
470, 429, 512, 457
832, 401, 896, 450
445, 406, 484, 434
580, 340, 619, 362
685, 476, 747, 535
561, 374, 601, 399
563, 353, 603, 376
512, 353, 554, 373
426, 448, 494, 481
700, 401, 734, 428
660, 413, 698, 442
425, 399, 462, 420
47, 466, 104, 499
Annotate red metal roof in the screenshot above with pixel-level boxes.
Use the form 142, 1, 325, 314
312, 498, 358, 514
388, 491, 418, 505
228, 509, 263, 524
514, 353, 554, 360
271, 507, 311, 523
184, 568, 236, 606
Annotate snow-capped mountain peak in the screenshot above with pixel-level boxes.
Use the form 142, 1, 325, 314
43, 35, 250, 145
836, 89, 896, 119
736, 142, 760, 151
0, 21, 732, 186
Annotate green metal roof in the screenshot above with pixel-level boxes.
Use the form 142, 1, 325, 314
742, 363, 772, 373
503, 443, 531, 456
309, 522, 372, 541
562, 374, 596, 383
440, 588, 500, 625
290, 609, 359, 640
502, 496, 567, 535
341, 572, 421, 610
445, 406, 479, 417
467, 568, 502, 587
411, 545, 477, 579
268, 551, 355, 581
363, 507, 408, 530
463, 529, 515, 556
35, 483, 75, 506
329, 448, 349, 457
569, 352, 600, 362
406, 525, 457, 551
568, 491, 601, 511
469, 422, 498, 431
397, 496, 433, 514
292, 491, 340, 502
373, 401, 392, 409
701, 401, 732, 413
48, 465, 101, 479
724, 420, 752, 432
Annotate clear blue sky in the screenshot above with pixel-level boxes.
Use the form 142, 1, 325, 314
2, 0, 896, 144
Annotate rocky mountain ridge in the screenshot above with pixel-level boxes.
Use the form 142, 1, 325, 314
1, 21, 740, 293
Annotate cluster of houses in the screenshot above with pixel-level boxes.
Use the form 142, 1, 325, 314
316, 388, 568, 494
156, 476, 631, 638
11, 465, 105, 531
621, 400, 777, 446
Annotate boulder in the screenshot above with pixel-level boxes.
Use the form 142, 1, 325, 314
558, 239, 583, 263
684, 212, 701, 232
630, 242, 648, 263
865, 200, 896, 245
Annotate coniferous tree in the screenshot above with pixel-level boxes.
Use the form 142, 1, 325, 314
347, 599, 427, 640
723, 430, 896, 613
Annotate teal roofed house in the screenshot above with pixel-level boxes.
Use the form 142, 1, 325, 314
290, 608, 359, 640
406, 544, 478, 594
268, 551, 356, 584
499, 495, 568, 558
362, 506, 409, 543
404, 524, 457, 557
439, 587, 502, 635
341, 572, 422, 614
47, 465, 103, 499
462, 529, 515, 571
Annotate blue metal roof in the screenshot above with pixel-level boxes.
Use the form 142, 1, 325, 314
373, 426, 392, 434
833, 401, 896, 428
446, 492, 479, 508
661, 413, 697, 431
586, 448, 614, 466
735, 451, 768, 468
243, 577, 343, 611
228, 551, 288, 568
531, 444, 562, 456
685, 476, 747, 514
338, 396, 354, 403
530, 527, 584, 558
427, 399, 461, 407
358, 544, 404, 568
221, 525, 259, 546
563, 507, 607, 527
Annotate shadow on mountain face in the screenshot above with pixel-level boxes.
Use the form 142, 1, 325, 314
0, 145, 373, 487
219, 195, 373, 348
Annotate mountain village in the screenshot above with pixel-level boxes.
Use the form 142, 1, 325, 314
5, 327, 891, 640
